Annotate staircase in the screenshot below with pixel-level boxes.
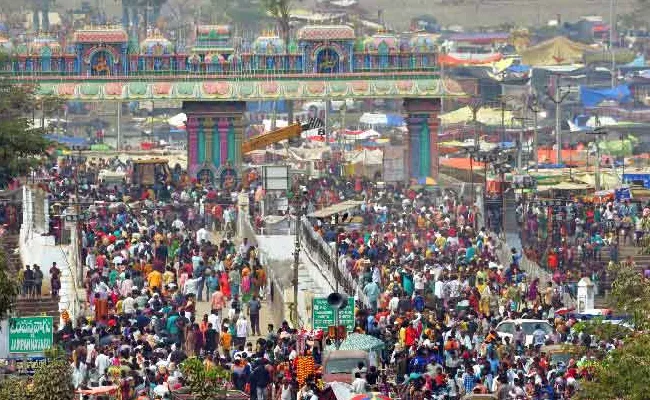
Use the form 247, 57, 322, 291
1, 233, 60, 319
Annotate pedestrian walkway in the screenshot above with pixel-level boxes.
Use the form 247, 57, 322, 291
195, 296, 275, 341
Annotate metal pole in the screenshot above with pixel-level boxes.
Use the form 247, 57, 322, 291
533, 108, 538, 171
501, 167, 506, 237
293, 204, 301, 326
116, 101, 121, 151
334, 237, 339, 293
596, 136, 601, 191
555, 82, 562, 165
501, 99, 505, 146
610, 0, 616, 88
518, 121, 523, 172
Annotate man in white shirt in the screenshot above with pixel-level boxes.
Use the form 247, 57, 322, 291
95, 349, 110, 376
351, 373, 367, 394
196, 227, 209, 243
208, 312, 220, 331
388, 295, 399, 314
235, 315, 249, 346
184, 277, 199, 297
123, 294, 136, 315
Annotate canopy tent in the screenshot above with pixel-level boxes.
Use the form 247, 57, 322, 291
574, 171, 621, 190
167, 113, 187, 128
345, 149, 383, 165
359, 113, 404, 127
537, 181, 592, 191
440, 106, 515, 126
568, 115, 618, 132
308, 200, 365, 218
343, 129, 381, 141
598, 135, 638, 157
440, 157, 485, 171
438, 52, 503, 67
520, 36, 589, 66
580, 85, 633, 107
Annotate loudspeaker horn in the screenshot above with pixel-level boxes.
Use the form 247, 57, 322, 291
327, 292, 349, 310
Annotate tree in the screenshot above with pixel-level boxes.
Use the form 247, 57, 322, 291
0, 75, 54, 188
574, 262, 650, 399
576, 333, 650, 400
0, 347, 73, 400
0, 247, 20, 323
607, 261, 650, 329
261, 0, 292, 44
180, 357, 231, 400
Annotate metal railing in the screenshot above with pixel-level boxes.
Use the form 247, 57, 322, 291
298, 217, 369, 306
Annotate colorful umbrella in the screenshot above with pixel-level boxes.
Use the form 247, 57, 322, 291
349, 393, 391, 400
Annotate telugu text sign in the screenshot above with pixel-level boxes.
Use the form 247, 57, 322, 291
9, 317, 54, 353
312, 297, 355, 332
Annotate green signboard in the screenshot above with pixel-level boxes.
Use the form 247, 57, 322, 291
9, 317, 54, 353
312, 297, 355, 332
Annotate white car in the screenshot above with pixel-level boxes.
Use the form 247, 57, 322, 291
496, 319, 553, 346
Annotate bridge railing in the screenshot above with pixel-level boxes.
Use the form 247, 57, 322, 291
298, 217, 369, 306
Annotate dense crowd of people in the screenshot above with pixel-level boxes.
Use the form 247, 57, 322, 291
15, 156, 624, 400
515, 194, 650, 296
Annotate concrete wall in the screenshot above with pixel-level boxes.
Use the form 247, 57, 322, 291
20, 186, 83, 326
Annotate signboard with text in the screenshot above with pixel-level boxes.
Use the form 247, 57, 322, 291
9, 317, 53, 353
312, 297, 355, 332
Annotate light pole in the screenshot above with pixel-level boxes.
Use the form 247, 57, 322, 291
547, 76, 571, 165
528, 95, 542, 171
589, 115, 609, 192
292, 187, 305, 326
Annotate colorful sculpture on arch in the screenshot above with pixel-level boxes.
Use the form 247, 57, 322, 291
1, 25, 441, 76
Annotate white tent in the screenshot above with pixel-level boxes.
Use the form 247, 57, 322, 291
167, 113, 186, 127
262, 119, 289, 132
359, 112, 388, 125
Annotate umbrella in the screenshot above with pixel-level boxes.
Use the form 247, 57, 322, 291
338, 333, 385, 351
349, 394, 390, 400
417, 176, 437, 185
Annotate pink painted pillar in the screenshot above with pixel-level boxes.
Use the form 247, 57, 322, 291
218, 117, 229, 165
187, 116, 199, 173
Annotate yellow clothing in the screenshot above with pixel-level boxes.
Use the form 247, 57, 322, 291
147, 270, 163, 289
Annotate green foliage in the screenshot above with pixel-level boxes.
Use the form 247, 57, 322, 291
0, 347, 73, 400
180, 357, 231, 400
260, 0, 292, 43
0, 247, 20, 323
0, 376, 32, 400
0, 78, 54, 187
607, 262, 650, 329
577, 333, 650, 400
32, 357, 74, 400
572, 317, 633, 342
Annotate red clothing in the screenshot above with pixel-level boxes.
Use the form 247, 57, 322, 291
405, 326, 417, 346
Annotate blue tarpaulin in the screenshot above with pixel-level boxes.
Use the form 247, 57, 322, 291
623, 173, 650, 188
507, 65, 531, 73
45, 135, 90, 147
580, 84, 632, 107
